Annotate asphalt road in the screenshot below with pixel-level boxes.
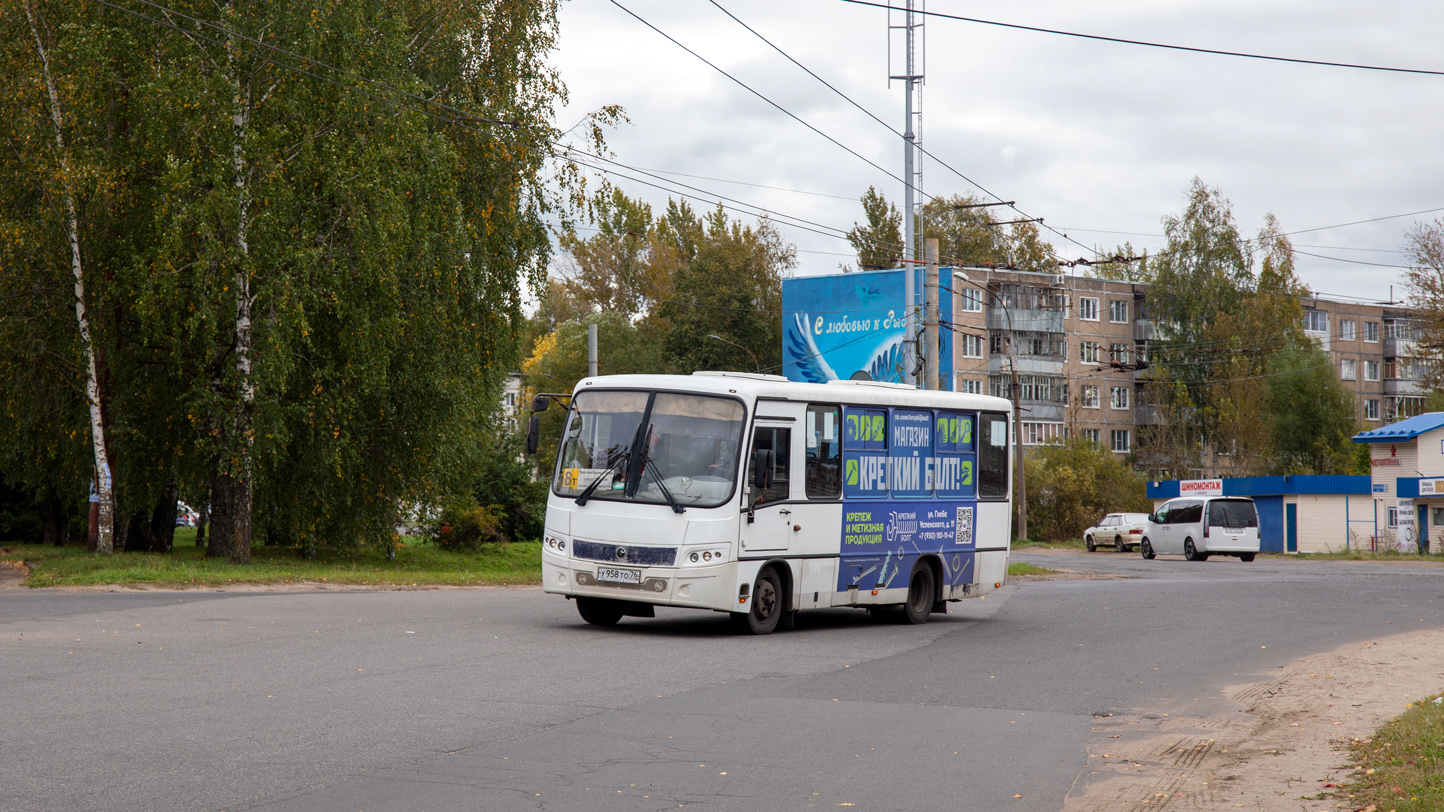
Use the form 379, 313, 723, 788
4, 551, 1443, 812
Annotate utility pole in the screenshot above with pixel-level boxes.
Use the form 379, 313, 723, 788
924, 237, 939, 390
891, 0, 923, 386
587, 323, 598, 378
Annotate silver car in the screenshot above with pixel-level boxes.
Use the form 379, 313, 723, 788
1083, 513, 1150, 552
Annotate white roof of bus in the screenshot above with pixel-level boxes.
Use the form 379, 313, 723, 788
570, 372, 1014, 414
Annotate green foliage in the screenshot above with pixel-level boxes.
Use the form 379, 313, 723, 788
845, 186, 902, 271
1024, 437, 1153, 542
1344, 692, 1444, 812
0, 0, 588, 558
436, 500, 507, 550
471, 429, 549, 542
1267, 342, 1363, 474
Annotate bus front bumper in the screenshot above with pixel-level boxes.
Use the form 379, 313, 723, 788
542, 553, 738, 613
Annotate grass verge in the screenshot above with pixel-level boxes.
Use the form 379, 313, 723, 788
1342, 693, 1444, 811
1013, 538, 1090, 551
0, 531, 542, 588
1007, 562, 1057, 577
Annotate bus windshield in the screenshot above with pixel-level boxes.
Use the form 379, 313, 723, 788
553, 390, 746, 508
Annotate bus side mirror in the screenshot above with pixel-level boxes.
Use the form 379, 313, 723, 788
751, 449, 774, 492
526, 415, 540, 455
530, 395, 551, 413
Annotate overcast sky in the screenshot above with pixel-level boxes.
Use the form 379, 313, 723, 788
549, 0, 1443, 304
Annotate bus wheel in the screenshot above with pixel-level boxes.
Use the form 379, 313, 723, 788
576, 597, 624, 627
733, 568, 783, 635
1141, 539, 1155, 560
903, 564, 934, 625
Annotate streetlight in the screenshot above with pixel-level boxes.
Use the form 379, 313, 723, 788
706, 334, 759, 372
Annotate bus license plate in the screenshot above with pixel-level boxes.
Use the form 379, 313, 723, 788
596, 566, 641, 585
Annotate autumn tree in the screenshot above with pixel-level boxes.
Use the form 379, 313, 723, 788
845, 186, 902, 271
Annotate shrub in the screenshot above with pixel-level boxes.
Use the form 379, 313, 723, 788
435, 501, 507, 550
1024, 437, 1152, 542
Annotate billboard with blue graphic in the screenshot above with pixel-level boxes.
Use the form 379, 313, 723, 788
780, 268, 955, 387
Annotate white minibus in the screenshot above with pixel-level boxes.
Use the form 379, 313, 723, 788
1141, 497, 1260, 562
527, 372, 1015, 634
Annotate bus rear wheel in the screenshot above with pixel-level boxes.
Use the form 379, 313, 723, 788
732, 568, 783, 635
903, 563, 934, 625
576, 597, 624, 627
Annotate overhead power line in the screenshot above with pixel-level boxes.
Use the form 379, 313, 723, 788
839, 1, 1444, 78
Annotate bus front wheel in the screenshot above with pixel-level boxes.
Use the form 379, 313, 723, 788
732, 568, 783, 635
903, 563, 934, 625
576, 597, 625, 627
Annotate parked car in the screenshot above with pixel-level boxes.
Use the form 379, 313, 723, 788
1141, 497, 1260, 562
1083, 513, 1150, 552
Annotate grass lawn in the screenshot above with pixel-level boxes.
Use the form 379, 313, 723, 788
1342, 693, 1444, 811
1007, 562, 1057, 577
1012, 538, 1089, 551
0, 528, 542, 588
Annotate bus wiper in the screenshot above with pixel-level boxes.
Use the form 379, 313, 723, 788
574, 452, 628, 507
644, 458, 686, 514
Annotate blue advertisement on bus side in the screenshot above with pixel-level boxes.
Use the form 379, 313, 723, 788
838, 500, 976, 592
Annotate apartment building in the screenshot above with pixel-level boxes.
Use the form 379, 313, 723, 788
948, 268, 1427, 457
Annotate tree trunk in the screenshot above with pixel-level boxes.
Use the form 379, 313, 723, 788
195, 502, 209, 552
126, 510, 152, 552
26, 2, 114, 553
207, 470, 236, 561
149, 480, 178, 553
43, 495, 63, 546
225, 11, 256, 565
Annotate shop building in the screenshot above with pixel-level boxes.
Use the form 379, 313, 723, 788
1146, 476, 1372, 553
1354, 412, 1444, 554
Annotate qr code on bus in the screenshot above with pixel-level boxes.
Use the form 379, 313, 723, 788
955, 506, 974, 546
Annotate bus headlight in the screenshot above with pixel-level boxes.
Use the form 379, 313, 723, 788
690, 552, 699, 563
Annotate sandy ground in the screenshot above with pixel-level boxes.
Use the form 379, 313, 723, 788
5, 550, 1440, 810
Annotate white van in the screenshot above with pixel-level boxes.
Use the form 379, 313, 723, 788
1141, 497, 1260, 562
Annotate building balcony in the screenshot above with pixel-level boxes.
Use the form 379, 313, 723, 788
1383, 337, 1418, 358
1016, 403, 1065, 422
1133, 319, 1157, 341
989, 357, 1065, 376
986, 307, 1064, 334
1135, 404, 1165, 426
1384, 379, 1425, 396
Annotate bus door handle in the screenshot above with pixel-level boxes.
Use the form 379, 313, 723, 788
778, 509, 791, 516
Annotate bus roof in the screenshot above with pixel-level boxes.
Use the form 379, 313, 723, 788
570, 372, 1015, 413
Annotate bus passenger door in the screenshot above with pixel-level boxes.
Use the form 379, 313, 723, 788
743, 425, 792, 553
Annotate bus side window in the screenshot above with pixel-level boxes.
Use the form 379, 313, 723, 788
805, 404, 841, 499
750, 427, 791, 503
978, 411, 1010, 499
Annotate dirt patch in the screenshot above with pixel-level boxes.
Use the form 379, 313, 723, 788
0, 558, 28, 590
1064, 628, 1444, 812
1012, 568, 1130, 582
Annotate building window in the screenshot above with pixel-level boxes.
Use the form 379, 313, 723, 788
1020, 422, 1064, 446
1304, 310, 1328, 333
1109, 343, 1130, 365
1080, 341, 1100, 364
1364, 321, 1379, 342
1111, 429, 1131, 453
1340, 359, 1356, 380
1365, 399, 1380, 421
1340, 319, 1356, 341
959, 288, 983, 312
1396, 396, 1426, 419
990, 332, 1006, 355
1081, 428, 1100, 445
961, 333, 984, 358
1109, 300, 1129, 323
1082, 385, 1100, 408
991, 375, 1065, 403
956, 378, 982, 395
1110, 386, 1130, 410
1078, 297, 1099, 321
1388, 506, 1398, 528
1364, 360, 1380, 381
